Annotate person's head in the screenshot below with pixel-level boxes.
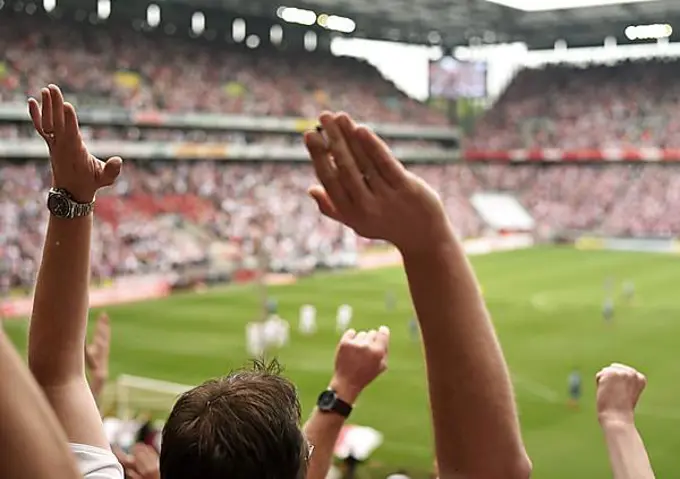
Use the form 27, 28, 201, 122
160, 360, 307, 479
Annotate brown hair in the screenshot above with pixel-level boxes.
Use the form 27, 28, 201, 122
160, 360, 307, 479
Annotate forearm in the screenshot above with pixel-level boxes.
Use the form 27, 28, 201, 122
89, 374, 107, 407
303, 379, 359, 479
401, 226, 528, 478
28, 214, 108, 448
0, 329, 81, 479
601, 420, 655, 479
29, 215, 92, 385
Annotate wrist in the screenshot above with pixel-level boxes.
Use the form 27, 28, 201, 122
52, 184, 96, 204
598, 412, 636, 430
399, 223, 459, 261
329, 375, 362, 404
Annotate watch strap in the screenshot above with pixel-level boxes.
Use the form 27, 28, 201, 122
331, 395, 353, 418
72, 200, 95, 217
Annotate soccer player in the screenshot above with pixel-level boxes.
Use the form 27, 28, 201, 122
336, 304, 353, 332
266, 297, 278, 315
568, 368, 582, 409
603, 298, 615, 323
299, 304, 317, 335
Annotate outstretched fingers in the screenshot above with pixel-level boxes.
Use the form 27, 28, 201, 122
356, 126, 407, 188
319, 112, 372, 204
335, 113, 387, 193
63, 102, 80, 138
305, 130, 351, 215
48, 84, 66, 136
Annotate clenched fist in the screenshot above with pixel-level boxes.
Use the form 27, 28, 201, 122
330, 326, 390, 403
596, 363, 647, 426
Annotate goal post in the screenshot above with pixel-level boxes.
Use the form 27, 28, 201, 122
113, 374, 195, 420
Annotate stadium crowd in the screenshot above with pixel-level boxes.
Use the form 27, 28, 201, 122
0, 13, 445, 126
3, 160, 680, 290
468, 59, 680, 150
1, 86, 655, 479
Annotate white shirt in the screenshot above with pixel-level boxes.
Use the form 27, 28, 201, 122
71, 443, 124, 479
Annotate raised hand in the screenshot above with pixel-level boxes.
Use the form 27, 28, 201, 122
304, 112, 449, 255
331, 326, 390, 401
115, 444, 160, 479
596, 363, 647, 425
28, 84, 122, 202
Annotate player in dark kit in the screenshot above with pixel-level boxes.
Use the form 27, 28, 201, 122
602, 298, 614, 323
266, 297, 278, 315
568, 369, 582, 409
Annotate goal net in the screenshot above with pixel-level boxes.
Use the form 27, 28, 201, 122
110, 374, 195, 420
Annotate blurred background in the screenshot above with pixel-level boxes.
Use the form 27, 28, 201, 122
2, 0, 680, 477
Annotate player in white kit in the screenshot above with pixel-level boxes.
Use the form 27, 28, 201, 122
299, 304, 317, 335
245, 322, 266, 357
336, 304, 353, 332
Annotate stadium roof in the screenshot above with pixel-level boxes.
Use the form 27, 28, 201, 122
164, 0, 680, 49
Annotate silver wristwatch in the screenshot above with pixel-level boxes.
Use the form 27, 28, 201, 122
47, 188, 95, 219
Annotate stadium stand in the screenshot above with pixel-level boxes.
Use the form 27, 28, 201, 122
467, 58, 680, 153
0, 13, 445, 125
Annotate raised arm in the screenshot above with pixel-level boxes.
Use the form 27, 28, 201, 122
0, 326, 81, 479
596, 363, 655, 479
304, 326, 390, 479
304, 112, 530, 479
85, 312, 112, 406
27, 85, 122, 449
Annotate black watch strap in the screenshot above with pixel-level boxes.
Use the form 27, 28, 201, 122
317, 389, 353, 418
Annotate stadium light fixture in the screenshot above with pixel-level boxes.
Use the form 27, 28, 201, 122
246, 34, 260, 49
270, 24, 283, 45
625, 23, 672, 40
147, 4, 160, 28
97, 0, 110, 19
191, 11, 205, 35
317, 14, 355, 33
304, 31, 317, 51
232, 18, 246, 42
484, 0, 660, 12
277, 7, 316, 26
43, 0, 55, 12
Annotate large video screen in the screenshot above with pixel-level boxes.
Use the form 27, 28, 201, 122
429, 56, 487, 100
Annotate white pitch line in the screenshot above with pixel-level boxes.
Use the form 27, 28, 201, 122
512, 374, 561, 402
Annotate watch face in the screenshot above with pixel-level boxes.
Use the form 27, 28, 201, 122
48, 193, 71, 218
317, 390, 336, 410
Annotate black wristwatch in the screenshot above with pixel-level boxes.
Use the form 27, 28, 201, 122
47, 188, 95, 219
317, 389, 353, 418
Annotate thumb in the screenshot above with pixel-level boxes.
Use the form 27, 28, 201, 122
100, 157, 123, 187
308, 185, 341, 221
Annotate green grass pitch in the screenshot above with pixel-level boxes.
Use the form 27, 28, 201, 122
5, 247, 680, 478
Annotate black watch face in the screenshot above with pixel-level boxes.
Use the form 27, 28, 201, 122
318, 390, 336, 410
48, 194, 71, 217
